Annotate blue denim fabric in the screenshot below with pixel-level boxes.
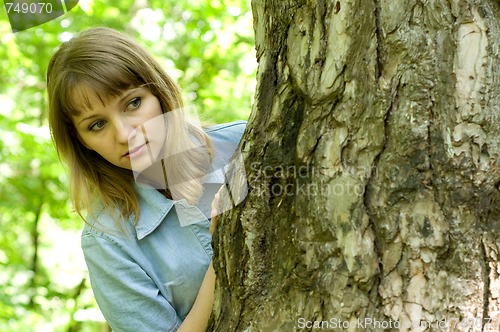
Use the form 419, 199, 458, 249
81, 121, 246, 332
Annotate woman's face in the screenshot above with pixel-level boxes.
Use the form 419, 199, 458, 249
72, 86, 165, 171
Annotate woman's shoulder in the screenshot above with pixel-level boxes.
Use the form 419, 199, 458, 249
81, 203, 134, 241
204, 120, 246, 143
204, 120, 246, 132
203, 120, 246, 166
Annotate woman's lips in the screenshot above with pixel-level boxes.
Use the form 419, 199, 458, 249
125, 143, 147, 158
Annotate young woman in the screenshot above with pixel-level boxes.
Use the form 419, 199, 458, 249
46, 27, 246, 331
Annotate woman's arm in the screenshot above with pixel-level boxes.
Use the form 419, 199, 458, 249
82, 234, 183, 332
177, 193, 220, 332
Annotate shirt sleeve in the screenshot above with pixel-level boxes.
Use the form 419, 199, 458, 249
81, 232, 182, 332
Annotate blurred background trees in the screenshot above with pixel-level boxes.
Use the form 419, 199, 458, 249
0, 1, 255, 330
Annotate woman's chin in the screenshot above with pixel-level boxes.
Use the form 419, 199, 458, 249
131, 159, 168, 189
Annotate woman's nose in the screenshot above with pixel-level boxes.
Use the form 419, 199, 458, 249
114, 119, 136, 144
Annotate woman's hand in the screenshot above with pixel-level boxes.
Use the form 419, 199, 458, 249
210, 192, 220, 235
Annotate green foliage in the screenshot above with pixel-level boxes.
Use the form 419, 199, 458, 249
0, 0, 255, 330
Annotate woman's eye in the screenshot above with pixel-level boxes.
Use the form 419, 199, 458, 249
89, 120, 105, 132
126, 97, 141, 111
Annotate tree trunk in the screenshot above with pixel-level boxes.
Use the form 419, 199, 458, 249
211, 0, 500, 331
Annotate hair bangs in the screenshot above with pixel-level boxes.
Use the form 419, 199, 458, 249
59, 58, 145, 117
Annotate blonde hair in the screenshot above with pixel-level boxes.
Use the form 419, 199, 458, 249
47, 27, 212, 225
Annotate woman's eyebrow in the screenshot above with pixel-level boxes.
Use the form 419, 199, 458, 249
78, 114, 99, 125
118, 88, 141, 105
77, 88, 143, 126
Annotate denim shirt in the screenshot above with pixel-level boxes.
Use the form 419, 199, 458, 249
81, 121, 246, 332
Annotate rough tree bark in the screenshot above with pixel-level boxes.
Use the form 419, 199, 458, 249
211, 0, 499, 331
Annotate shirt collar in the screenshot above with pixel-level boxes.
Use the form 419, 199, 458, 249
133, 185, 174, 239
132, 168, 224, 240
